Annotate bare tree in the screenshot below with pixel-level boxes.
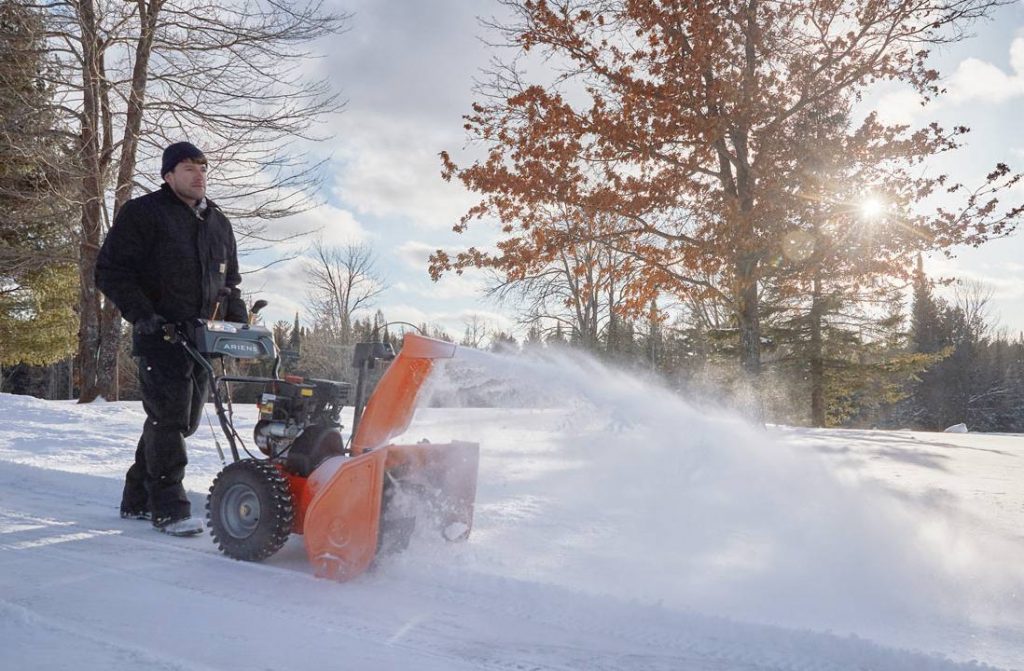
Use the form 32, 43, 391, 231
303, 239, 385, 345
953, 279, 995, 343
38, 0, 348, 401
459, 314, 489, 349
486, 210, 648, 351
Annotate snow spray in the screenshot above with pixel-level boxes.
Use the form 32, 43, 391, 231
393, 344, 1024, 651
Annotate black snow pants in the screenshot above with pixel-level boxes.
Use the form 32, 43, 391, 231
120, 347, 210, 522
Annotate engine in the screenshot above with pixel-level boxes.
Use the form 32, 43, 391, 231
253, 375, 352, 460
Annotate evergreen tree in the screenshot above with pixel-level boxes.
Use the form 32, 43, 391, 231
489, 332, 518, 352
524, 324, 544, 349
0, 266, 78, 367
0, 0, 77, 372
288, 312, 302, 352
352, 317, 374, 343
644, 299, 663, 367
899, 264, 1005, 430
547, 322, 568, 347
271, 320, 289, 347
910, 255, 945, 354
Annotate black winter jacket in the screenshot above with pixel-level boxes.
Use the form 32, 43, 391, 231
96, 183, 246, 354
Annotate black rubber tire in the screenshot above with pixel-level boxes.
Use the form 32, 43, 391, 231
207, 459, 294, 562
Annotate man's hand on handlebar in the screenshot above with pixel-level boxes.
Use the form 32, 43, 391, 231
161, 322, 181, 343
134, 313, 167, 336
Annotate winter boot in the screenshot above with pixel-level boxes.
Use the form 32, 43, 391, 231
154, 516, 204, 537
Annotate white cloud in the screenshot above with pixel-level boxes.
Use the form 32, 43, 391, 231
398, 274, 489, 301
233, 205, 371, 327
874, 89, 925, 126
237, 257, 309, 326
392, 240, 495, 300
331, 112, 478, 230
263, 204, 370, 250
379, 303, 517, 341
927, 256, 1024, 302
947, 58, 1024, 105
870, 37, 1024, 126
395, 240, 440, 271
944, 37, 1024, 104
1013, 34, 1024, 74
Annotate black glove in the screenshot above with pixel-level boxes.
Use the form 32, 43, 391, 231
134, 313, 167, 336
224, 297, 247, 323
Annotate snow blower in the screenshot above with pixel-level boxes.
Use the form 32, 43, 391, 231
164, 311, 479, 581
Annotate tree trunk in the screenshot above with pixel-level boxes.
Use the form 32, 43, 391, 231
113, 0, 160, 212
734, 246, 764, 423
97, 300, 122, 398
79, 0, 163, 401
735, 256, 761, 376
606, 257, 616, 355
809, 271, 826, 427
75, 0, 106, 402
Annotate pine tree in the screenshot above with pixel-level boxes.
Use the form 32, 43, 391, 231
644, 299, 663, 367
0, 0, 77, 371
489, 332, 518, 352
271, 320, 291, 348
0, 266, 78, 367
910, 255, 944, 355
902, 261, 981, 430
524, 324, 544, 350
547, 322, 568, 348
288, 312, 302, 352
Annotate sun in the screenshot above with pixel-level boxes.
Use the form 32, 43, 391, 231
860, 196, 886, 221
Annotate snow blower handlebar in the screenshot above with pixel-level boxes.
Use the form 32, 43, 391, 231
161, 318, 282, 462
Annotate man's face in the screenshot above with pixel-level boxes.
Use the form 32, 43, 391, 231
164, 159, 207, 204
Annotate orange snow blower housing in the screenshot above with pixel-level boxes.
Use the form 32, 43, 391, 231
169, 317, 479, 581
298, 335, 479, 580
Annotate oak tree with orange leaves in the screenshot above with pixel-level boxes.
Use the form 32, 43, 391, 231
434, 0, 1022, 384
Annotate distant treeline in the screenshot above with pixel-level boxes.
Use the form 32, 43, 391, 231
6, 266, 1022, 433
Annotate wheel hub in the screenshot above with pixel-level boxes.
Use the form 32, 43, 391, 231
222, 483, 261, 539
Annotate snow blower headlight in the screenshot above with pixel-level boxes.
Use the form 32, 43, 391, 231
207, 321, 239, 333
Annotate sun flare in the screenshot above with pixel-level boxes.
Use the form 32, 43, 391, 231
860, 196, 886, 220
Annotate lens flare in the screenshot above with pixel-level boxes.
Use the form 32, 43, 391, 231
860, 196, 886, 220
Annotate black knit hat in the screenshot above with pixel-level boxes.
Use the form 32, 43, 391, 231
161, 141, 206, 177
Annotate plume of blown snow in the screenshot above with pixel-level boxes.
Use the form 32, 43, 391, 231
395, 345, 1024, 644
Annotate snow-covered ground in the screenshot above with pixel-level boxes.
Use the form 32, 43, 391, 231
1, 347, 1023, 670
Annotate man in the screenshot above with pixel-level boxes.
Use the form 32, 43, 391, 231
96, 141, 247, 536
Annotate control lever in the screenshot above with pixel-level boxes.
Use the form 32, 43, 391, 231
210, 287, 231, 321
249, 299, 268, 325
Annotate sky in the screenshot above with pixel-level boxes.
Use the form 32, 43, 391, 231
235, 0, 1024, 340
